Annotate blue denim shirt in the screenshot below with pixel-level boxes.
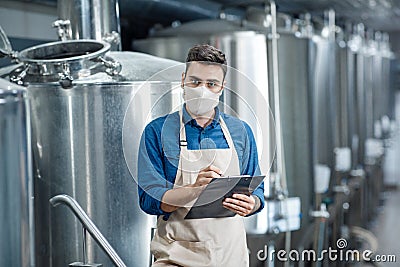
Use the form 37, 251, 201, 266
138, 105, 265, 220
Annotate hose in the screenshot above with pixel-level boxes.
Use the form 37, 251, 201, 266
349, 226, 384, 267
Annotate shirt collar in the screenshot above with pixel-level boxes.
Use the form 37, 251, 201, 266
182, 104, 221, 128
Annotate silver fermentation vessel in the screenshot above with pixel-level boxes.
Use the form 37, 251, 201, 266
56, 0, 121, 50
6, 39, 181, 266
0, 79, 34, 267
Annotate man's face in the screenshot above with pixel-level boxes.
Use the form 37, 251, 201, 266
181, 62, 225, 93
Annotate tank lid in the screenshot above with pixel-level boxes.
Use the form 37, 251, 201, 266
8, 40, 121, 86
0, 26, 13, 58
18, 40, 110, 64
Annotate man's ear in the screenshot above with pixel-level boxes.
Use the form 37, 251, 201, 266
181, 72, 185, 88
221, 80, 227, 91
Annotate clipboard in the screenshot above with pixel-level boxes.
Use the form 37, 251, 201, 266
184, 175, 265, 219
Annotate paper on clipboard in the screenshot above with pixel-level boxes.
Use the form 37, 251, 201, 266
184, 175, 265, 219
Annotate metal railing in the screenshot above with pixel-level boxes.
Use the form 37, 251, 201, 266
50, 194, 127, 267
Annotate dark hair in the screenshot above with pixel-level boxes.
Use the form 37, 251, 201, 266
185, 44, 227, 78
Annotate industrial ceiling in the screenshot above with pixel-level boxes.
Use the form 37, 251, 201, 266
13, 0, 400, 31
4, 0, 400, 50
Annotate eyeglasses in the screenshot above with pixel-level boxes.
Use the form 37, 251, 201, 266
184, 78, 223, 92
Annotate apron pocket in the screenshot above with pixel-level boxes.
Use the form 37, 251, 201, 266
168, 239, 217, 267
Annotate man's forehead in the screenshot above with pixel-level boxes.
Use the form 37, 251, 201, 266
186, 62, 224, 80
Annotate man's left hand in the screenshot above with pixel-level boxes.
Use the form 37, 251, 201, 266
223, 194, 257, 216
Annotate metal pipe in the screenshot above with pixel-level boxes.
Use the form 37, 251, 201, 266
270, 1, 287, 192
57, 0, 121, 50
270, 3, 292, 267
49, 194, 127, 267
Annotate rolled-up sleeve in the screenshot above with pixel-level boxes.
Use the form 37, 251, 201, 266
137, 123, 171, 217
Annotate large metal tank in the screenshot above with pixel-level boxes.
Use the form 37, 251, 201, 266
380, 36, 394, 122
363, 30, 376, 141
57, 0, 121, 50
6, 39, 181, 266
309, 16, 339, 195
246, 9, 316, 248
372, 33, 383, 130
269, 19, 315, 222
334, 29, 350, 150
371, 32, 393, 137
347, 24, 368, 168
330, 25, 356, 179
0, 79, 34, 267
335, 24, 359, 170
247, 8, 316, 219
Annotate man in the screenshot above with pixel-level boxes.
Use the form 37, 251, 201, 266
138, 44, 264, 267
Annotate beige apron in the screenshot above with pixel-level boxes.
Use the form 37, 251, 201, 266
150, 110, 249, 267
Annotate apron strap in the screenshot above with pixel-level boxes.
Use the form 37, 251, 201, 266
219, 116, 235, 150
179, 109, 187, 147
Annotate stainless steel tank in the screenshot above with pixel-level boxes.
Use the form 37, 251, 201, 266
372, 35, 383, 129
262, 17, 316, 224
310, 17, 339, 191
330, 25, 356, 179
0, 79, 34, 267
371, 32, 393, 137
364, 31, 376, 140
7, 39, 181, 266
246, 7, 317, 250
380, 48, 392, 122
343, 26, 360, 170
347, 24, 368, 167
334, 29, 351, 151
380, 33, 394, 123
56, 0, 121, 50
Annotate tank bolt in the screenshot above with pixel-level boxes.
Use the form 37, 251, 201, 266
59, 76, 74, 89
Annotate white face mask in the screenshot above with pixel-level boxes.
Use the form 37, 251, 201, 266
183, 86, 222, 116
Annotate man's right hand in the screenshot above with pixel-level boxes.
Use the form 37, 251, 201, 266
191, 165, 223, 188
160, 165, 222, 212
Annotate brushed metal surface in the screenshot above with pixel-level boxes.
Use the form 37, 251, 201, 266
268, 32, 315, 225
335, 44, 351, 148
12, 44, 183, 267
311, 34, 337, 170
355, 51, 367, 166
58, 0, 121, 50
30, 80, 180, 267
0, 81, 34, 267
